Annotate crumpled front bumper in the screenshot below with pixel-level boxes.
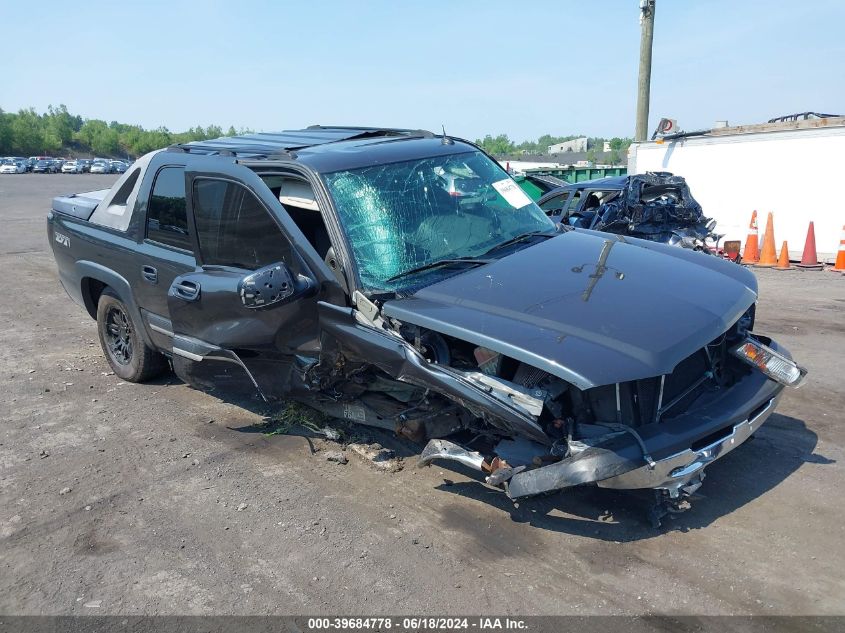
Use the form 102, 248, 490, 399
506, 373, 784, 499
422, 340, 791, 500
594, 394, 779, 493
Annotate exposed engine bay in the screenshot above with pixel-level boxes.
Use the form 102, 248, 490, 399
313, 303, 751, 445
302, 297, 795, 525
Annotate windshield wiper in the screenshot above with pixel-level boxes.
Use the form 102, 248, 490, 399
385, 257, 492, 283
482, 230, 558, 256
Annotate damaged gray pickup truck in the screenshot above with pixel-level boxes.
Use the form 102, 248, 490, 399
47, 127, 806, 525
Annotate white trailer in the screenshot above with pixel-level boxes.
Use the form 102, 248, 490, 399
628, 117, 845, 262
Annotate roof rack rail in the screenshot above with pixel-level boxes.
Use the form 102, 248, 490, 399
166, 126, 440, 159
307, 125, 436, 137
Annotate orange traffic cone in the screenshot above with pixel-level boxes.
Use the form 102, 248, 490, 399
776, 241, 791, 270
796, 221, 823, 269
833, 225, 845, 271
755, 212, 777, 267
742, 210, 760, 264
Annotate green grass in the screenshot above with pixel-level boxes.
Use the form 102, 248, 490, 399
262, 401, 344, 440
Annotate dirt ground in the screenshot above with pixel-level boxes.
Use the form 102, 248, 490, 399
1, 174, 843, 616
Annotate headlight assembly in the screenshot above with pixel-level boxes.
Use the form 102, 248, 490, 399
732, 338, 807, 387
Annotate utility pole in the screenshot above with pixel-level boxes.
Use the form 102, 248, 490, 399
635, 0, 656, 141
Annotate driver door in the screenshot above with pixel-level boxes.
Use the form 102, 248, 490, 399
166, 172, 320, 400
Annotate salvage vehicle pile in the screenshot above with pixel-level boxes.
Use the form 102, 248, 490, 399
533, 172, 725, 257
47, 127, 806, 526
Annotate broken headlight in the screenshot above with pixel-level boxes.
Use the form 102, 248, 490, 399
731, 338, 807, 387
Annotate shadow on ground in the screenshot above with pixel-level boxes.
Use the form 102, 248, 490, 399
182, 378, 833, 540
218, 392, 424, 458
430, 414, 831, 540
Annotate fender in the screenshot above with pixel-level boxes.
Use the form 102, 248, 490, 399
74, 260, 155, 347
317, 302, 550, 444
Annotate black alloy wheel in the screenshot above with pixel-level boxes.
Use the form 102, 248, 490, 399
104, 304, 133, 365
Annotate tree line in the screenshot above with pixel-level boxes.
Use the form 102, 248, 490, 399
1, 105, 632, 163
0, 105, 250, 158
474, 133, 632, 163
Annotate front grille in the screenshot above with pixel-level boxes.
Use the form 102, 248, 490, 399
586, 344, 725, 428
660, 348, 711, 415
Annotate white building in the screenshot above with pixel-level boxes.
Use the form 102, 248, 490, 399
548, 137, 588, 153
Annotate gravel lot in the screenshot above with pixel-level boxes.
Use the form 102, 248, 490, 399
1, 174, 843, 616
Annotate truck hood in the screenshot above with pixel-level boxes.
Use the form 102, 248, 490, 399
382, 229, 758, 390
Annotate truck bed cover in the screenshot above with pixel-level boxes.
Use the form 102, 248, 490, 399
52, 189, 110, 221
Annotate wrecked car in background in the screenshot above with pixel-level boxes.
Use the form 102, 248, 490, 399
533, 172, 736, 259
47, 127, 805, 526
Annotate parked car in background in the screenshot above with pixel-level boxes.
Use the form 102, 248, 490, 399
27, 156, 51, 172
32, 160, 59, 174
110, 160, 129, 174
78, 159, 93, 173
533, 175, 626, 221
61, 160, 85, 174
1, 159, 27, 174
89, 160, 112, 174
532, 172, 723, 256
51, 159, 65, 172
8, 157, 29, 171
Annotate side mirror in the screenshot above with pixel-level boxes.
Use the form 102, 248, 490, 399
239, 262, 295, 309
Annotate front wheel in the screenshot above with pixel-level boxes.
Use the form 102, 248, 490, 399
96, 289, 168, 382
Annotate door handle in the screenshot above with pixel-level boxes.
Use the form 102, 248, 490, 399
173, 280, 201, 301
141, 265, 158, 284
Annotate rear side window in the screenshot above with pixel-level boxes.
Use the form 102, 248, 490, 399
192, 179, 290, 270
147, 167, 191, 250
111, 168, 141, 206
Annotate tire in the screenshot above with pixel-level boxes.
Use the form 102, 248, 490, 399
96, 288, 168, 382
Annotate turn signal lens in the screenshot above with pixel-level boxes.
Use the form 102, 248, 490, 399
732, 339, 807, 387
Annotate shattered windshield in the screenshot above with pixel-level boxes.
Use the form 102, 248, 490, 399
324, 150, 555, 291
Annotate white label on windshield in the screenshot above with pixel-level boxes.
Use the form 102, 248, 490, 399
492, 178, 532, 209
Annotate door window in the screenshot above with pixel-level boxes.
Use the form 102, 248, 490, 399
147, 166, 191, 250
539, 191, 574, 215
192, 179, 291, 270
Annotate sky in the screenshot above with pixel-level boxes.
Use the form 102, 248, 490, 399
2, 0, 844, 142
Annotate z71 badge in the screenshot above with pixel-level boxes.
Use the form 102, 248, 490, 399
54, 232, 70, 247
